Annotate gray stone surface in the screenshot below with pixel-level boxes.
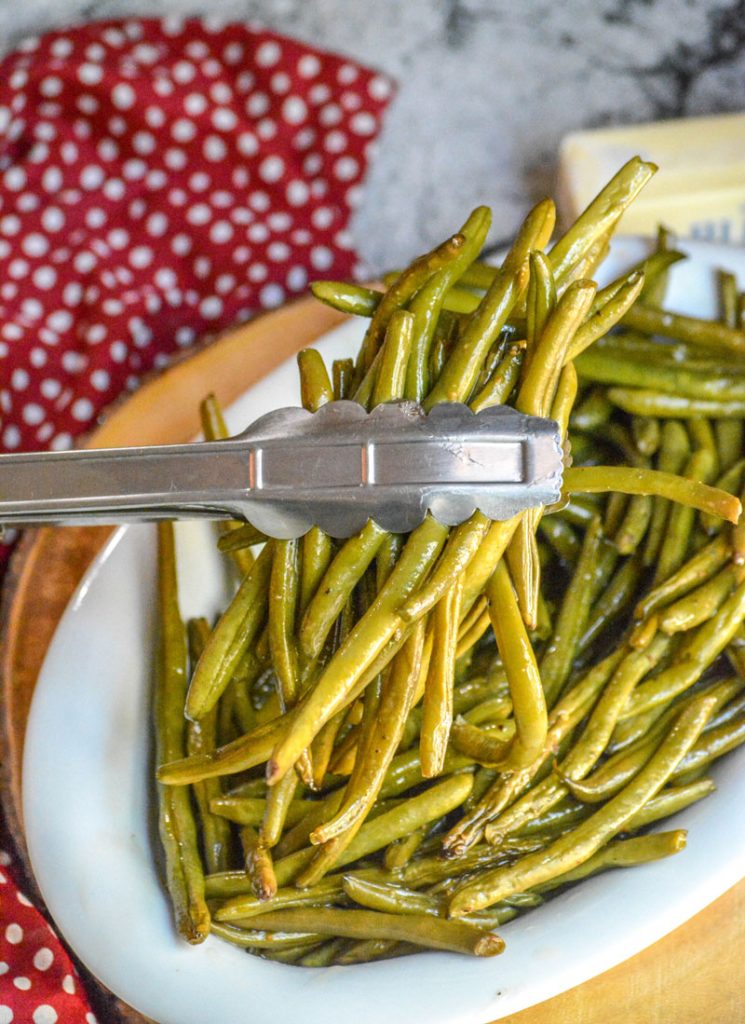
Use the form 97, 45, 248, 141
1, 0, 743, 270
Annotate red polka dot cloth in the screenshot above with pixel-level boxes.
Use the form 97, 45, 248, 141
0, 16, 394, 1021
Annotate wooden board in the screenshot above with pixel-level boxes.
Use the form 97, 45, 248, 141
1, 296, 743, 1024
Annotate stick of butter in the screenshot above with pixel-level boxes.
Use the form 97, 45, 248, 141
557, 112, 745, 244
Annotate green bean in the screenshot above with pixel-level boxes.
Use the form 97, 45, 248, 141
609, 388, 745, 419
564, 465, 740, 524
239, 825, 277, 901
576, 347, 745, 402
637, 535, 730, 625
517, 280, 596, 419
450, 719, 514, 765
571, 388, 614, 432
210, 921, 322, 950
404, 208, 492, 401
568, 272, 645, 361
614, 493, 653, 555
372, 310, 415, 405
548, 157, 657, 285
632, 415, 661, 457
186, 543, 273, 720
525, 250, 556, 362
688, 417, 720, 476
342, 875, 518, 928
505, 515, 541, 630
260, 771, 301, 849
624, 778, 715, 830
622, 303, 745, 355
158, 711, 291, 785
567, 634, 671, 776
650, 450, 716, 585
428, 324, 451, 382
224, 777, 270, 798
469, 342, 526, 413
332, 939, 408, 965
424, 199, 555, 409
589, 252, 671, 315
461, 517, 521, 614
456, 263, 492, 290
671, 711, 745, 780
268, 517, 449, 785
401, 513, 490, 623
186, 619, 232, 874
384, 828, 426, 870
217, 522, 268, 554
579, 553, 644, 653
622, 578, 745, 718
540, 516, 603, 705
343, 875, 442, 916
297, 348, 333, 411
538, 515, 581, 563
715, 419, 744, 472
628, 613, 659, 650
243, 907, 504, 957
152, 169, 745, 967
155, 523, 210, 943
311, 281, 381, 317
659, 565, 740, 634
268, 539, 300, 709
701, 459, 745, 536
450, 693, 714, 913
297, 939, 348, 967
298, 529, 333, 619
641, 226, 679, 306
421, 576, 464, 777
560, 729, 663, 804
299, 520, 387, 661
641, 421, 690, 566
209, 794, 305, 828
376, 533, 404, 590
354, 228, 472, 380
331, 357, 355, 401
487, 562, 547, 767
455, 607, 491, 659
536, 830, 687, 892
463, 694, 513, 726
551, 362, 579, 441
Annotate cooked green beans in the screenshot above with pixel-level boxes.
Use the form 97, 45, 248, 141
564, 466, 741, 524
487, 562, 547, 767
155, 524, 210, 943
154, 167, 745, 967
450, 694, 714, 914
243, 907, 504, 957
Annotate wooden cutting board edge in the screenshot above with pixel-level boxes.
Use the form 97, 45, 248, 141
1, 296, 744, 1024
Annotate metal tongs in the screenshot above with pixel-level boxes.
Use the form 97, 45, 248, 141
0, 401, 563, 539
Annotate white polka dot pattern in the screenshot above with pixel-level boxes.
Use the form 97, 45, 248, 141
0, 14, 394, 1021
0, 16, 394, 462
0, 854, 91, 1023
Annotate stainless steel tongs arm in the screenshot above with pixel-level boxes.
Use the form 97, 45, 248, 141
0, 401, 564, 538
0, 440, 251, 527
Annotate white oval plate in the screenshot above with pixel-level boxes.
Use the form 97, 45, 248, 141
24, 238, 745, 1024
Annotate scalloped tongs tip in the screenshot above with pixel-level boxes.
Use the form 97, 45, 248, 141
0, 401, 564, 539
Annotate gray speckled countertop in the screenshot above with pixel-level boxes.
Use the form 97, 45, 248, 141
2, 0, 744, 270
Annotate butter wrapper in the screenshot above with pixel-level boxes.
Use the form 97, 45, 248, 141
558, 112, 745, 244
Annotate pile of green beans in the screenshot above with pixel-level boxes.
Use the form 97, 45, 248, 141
154, 156, 745, 967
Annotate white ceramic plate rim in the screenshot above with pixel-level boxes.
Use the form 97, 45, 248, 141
23, 237, 745, 1024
